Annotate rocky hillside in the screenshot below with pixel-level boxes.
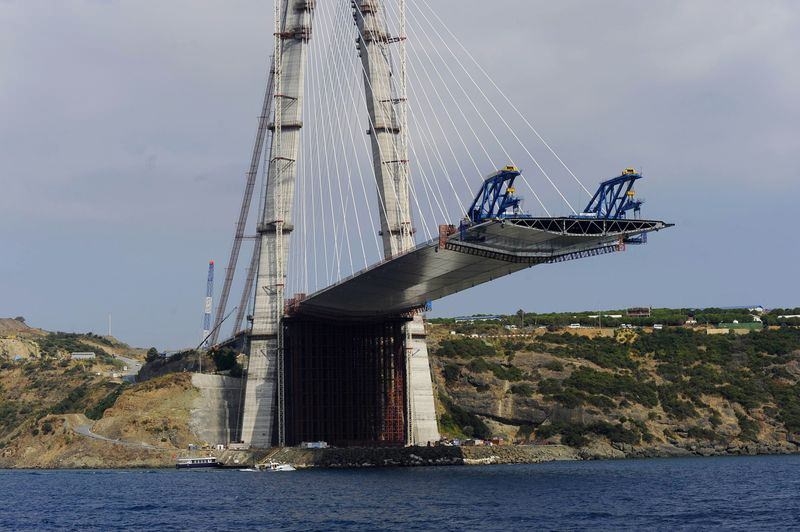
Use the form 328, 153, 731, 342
0, 323, 199, 468
1, 331, 133, 440
0, 318, 45, 360
3, 316, 800, 468
428, 324, 800, 457
0, 373, 198, 468
0, 317, 43, 336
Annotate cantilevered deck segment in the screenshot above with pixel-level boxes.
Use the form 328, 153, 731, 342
296, 217, 672, 319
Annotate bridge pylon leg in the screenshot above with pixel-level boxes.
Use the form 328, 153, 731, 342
239, 336, 277, 448
239, 0, 312, 449
405, 315, 440, 445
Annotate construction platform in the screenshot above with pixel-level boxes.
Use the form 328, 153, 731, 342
295, 216, 672, 319
283, 316, 409, 446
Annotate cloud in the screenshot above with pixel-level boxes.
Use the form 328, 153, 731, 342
2, 0, 798, 348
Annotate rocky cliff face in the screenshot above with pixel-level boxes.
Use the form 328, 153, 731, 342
428, 324, 800, 457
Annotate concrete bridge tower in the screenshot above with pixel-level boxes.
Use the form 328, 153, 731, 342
239, 0, 439, 448
353, 0, 439, 445
240, 0, 313, 448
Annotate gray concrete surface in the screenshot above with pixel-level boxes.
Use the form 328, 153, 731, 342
112, 354, 142, 383
190, 374, 243, 446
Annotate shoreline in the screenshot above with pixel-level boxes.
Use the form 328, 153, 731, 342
2, 442, 798, 470
215, 441, 800, 470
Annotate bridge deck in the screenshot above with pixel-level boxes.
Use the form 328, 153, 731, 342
295, 217, 671, 319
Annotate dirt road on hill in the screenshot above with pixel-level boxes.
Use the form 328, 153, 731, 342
64, 414, 158, 450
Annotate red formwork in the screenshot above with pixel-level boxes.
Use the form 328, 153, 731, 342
283, 315, 409, 447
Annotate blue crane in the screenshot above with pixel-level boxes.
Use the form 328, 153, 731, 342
577, 167, 647, 243
466, 166, 525, 223
466, 166, 646, 223
464, 166, 649, 243
579, 168, 644, 220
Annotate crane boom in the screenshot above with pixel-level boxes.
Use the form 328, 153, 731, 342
210, 60, 276, 345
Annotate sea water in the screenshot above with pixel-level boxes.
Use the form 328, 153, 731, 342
2, 455, 799, 530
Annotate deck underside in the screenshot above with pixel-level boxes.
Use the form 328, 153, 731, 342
295, 217, 672, 319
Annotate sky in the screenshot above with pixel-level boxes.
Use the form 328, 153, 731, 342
1, 1, 798, 350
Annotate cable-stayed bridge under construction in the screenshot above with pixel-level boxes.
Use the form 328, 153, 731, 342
208, 0, 672, 449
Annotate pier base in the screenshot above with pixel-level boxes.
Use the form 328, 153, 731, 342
283, 316, 409, 446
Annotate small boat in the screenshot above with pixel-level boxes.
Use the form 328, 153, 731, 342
175, 456, 222, 469
257, 460, 296, 472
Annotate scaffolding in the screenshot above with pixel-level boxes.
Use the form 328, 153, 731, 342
283, 315, 409, 446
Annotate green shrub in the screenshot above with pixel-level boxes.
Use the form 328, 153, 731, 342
146, 347, 159, 362
487, 362, 525, 381
49, 385, 88, 415
657, 385, 697, 419
535, 423, 558, 439
565, 367, 658, 407
538, 378, 562, 395
687, 426, 720, 442
535, 420, 641, 447
735, 411, 760, 441
467, 358, 490, 373
509, 383, 534, 397
211, 348, 234, 371
85, 384, 126, 420
561, 428, 589, 447
436, 338, 497, 359
442, 363, 460, 383
543, 360, 564, 372
770, 382, 800, 433
718, 378, 768, 410
590, 421, 640, 444
516, 424, 535, 439
549, 389, 588, 408
437, 393, 491, 439
586, 394, 615, 409
36, 332, 113, 360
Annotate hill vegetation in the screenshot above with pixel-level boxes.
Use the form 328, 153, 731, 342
430, 306, 800, 330
0, 328, 139, 445
0, 321, 239, 468
429, 319, 800, 457
2, 311, 799, 466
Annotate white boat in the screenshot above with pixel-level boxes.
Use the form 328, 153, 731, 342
257, 460, 296, 472
175, 456, 221, 469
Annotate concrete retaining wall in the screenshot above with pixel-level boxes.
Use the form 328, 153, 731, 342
190, 374, 243, 446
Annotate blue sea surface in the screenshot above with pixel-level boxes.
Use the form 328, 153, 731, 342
2, 455, 799, 530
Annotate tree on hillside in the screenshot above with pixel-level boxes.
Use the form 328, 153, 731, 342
146, 347, 159, 362
14, 316, 25, 323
